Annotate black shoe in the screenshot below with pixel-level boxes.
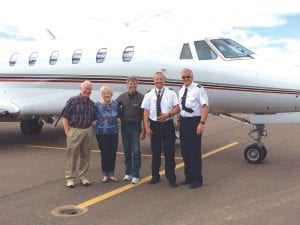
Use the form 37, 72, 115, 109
189, 183, 202, 189
169, 182, 178, 188
179, 180, 191, 185
148, 178, 160, 185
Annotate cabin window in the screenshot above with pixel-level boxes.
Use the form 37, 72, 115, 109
194, 41, 217, 60
72, 49, 82, 64
210, 39, 254, 58
96, 48, 107, 63
29, 52, 38, 66
122, 46, 134, 62
180, 43, 193, 59
49, 50, 59, 65
9, 53, 18, 66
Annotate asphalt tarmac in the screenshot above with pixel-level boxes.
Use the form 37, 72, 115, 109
0, 115, 299, 225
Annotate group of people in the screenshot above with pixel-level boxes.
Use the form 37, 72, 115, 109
62, 68, 209, 189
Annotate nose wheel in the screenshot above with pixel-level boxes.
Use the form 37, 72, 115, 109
244, 124, 267, 164
244, 143, 267, 164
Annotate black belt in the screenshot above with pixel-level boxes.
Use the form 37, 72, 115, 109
150, 119, 173, 125
180, 116, 201, 120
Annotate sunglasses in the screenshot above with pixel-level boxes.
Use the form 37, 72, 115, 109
182, 76, 191, 79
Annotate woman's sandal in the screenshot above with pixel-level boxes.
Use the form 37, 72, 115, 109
109, 176, 119, 182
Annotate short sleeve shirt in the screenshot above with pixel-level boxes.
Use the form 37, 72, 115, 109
62, 95, 96, 128
95, 100, 120, 134
141, 87, 179, 121
179, 82, 209, 117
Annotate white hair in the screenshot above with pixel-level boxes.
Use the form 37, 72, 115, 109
100, 86, 113, 96
81, 80, 92, 88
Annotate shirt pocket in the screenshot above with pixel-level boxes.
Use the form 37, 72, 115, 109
185, 96, 196, 108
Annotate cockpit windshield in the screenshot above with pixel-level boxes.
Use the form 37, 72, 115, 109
210, 39, 255, 58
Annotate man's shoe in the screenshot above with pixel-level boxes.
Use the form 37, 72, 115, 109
80, 177, 90, 186
131, 177, 140, 184
123, 175, 132, 181
179, 180, 191, 185
189, 183, 202, 189
66, 179, 75, 188
169, 182, 178, 188
148, 178, 160, 185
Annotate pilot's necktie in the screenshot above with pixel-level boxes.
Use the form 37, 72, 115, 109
156, 89, 162, 116
181, 87, 194, 113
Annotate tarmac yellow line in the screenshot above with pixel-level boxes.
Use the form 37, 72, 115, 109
0, 124, 19, 128
76, 141, 240, 209
26, 145, 183, 160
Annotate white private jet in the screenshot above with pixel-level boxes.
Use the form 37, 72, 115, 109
0, 37, 300, 164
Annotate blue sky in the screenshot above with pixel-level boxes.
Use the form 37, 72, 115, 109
247, 14, 300, 39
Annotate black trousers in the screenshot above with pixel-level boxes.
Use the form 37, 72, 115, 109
96, 133, 118, 174
150, 119, 176, 183
180, 116, 203, 185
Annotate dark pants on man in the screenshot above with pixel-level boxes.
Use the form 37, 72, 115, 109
150, 119, 176, 184
180, 116, 203, 185
96, 133, 118, 176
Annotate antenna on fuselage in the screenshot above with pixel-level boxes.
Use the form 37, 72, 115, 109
46, 29, 57, 40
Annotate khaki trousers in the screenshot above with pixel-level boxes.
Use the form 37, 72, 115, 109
65, 126, 93, 180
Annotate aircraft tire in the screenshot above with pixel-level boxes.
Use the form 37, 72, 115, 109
20, 119, 43, 135
244, 143, 267, 164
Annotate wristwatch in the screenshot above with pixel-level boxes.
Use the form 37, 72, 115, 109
200, 121, 205, 125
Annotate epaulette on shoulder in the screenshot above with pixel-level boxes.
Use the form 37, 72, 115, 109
197, 84, 202, 88
168, 87, 174, 91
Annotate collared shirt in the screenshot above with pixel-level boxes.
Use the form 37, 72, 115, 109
95, 100, 120, 134
116, 91, 144, 123
141, 87, 179, 121
179, 82, 209, 117
62, 94, 97, 128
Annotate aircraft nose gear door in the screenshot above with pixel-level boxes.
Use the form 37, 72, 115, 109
244, 124, 267, 164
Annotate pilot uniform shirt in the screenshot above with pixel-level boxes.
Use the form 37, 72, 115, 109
141, 87, 179, 121
179, 82, 209, 118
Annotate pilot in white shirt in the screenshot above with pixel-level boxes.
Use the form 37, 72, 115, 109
178, 81, 209, 118
178, 68, 209, 189
141, 71, 180, 187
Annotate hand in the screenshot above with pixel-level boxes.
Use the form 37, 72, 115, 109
140, 131, 146, 140
157, 113, 169, 122
145, 126, 153, 138
196, 123, 204, 135
64, 128, 70, 136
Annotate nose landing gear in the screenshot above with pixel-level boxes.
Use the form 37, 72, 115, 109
244, 124, 267, 164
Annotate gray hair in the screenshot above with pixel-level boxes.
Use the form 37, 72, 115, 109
81, 80, 92, 89
182, 68, 193, 77
99, 86, 113, 96
127, 76, 138, 83
154, 71, 166, 80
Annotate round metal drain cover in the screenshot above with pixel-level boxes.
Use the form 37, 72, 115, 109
51, 205, 87, 217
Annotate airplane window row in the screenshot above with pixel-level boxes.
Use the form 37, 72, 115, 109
8, 46, 134, 66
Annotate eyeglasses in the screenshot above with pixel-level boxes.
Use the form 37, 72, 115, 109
182, 76, 191, 79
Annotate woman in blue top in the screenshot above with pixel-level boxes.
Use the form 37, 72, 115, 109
95, 86, 121, 183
